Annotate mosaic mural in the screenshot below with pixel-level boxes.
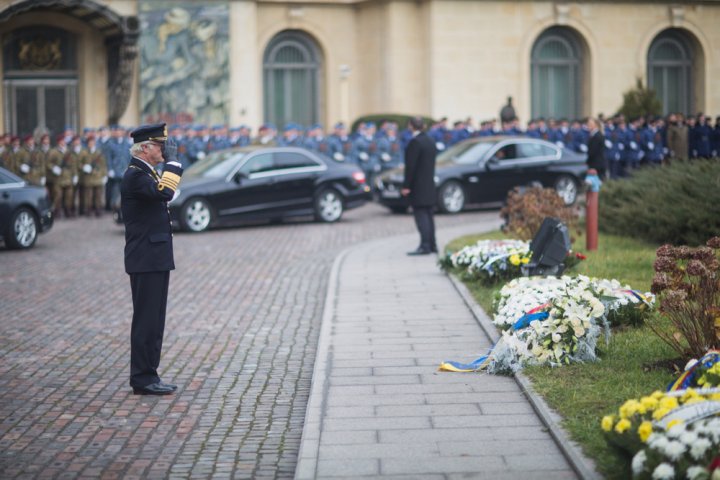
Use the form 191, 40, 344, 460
139, 1, 229, 125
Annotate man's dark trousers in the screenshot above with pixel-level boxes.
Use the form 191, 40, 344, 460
413, 206, 436, 252
129, 271, 169, 387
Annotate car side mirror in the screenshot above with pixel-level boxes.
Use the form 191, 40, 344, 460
234, 171, 246, 184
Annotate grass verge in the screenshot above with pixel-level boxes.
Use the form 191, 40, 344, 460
445, 228, 678, 479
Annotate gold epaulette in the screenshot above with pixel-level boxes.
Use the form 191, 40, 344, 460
158, 170, 180, 192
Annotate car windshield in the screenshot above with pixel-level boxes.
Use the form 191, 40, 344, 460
184, 150, 244, 179
437, 141, 493, 165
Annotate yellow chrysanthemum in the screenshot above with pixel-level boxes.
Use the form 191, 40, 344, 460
509, 254, 521, 266
653, 407, 671, 420
521, 257, 530, 264
651, 390, 665, 400
619, 399, 640, 419
601, 415, 615, 432
659, 396, 679, 410
638, 421, 653, 442
666, 418, 684, 430
640, 396, 659, 411
614, 418, 632, 434
683, 396, 707, 405
682, 388, 700, 402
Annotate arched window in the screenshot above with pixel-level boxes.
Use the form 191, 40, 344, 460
648, 30, 693, 115
531, 27, 584, 120
263, 31, 321, 127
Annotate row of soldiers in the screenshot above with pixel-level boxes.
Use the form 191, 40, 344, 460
1, 133, 110, 218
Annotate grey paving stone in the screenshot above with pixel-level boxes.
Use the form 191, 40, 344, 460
375, 404, 481, 418
381, 456, 507, 475
319, 430, 377, 446
431, 414, 543, 428
323, 416, 430, 431
316, 458, 379, 477
318, 442, 439, 459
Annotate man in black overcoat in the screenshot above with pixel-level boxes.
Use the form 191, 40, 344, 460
585, 117, 607, 178
401, 117, 438, 255
121, 123, 184, 395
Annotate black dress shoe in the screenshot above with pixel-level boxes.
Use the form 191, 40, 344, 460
407, 248, 432, 256
132, 382, 175, 395
159, 382, 178, 391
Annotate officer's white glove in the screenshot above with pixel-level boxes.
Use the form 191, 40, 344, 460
196, 151, 206, 160
72, 175, 78, 186
102, 176, 108, 185
618, 144, 625, 151
83, 164, 92, 174
20, 163, 30, 174
604, 140, 612, 149
630, 141, 638, 150
381, 153, 391, 162
108, 170, 115, 178
358, 152, 369, 161
40, 176, 46, 186
52, 165, 62, 176
579, 144, 588, 153
555, 141, 564, 149
333, 152, 344, 161
648, 142, 654, 150
436, 142, 446, 151
166, 161, 182, 168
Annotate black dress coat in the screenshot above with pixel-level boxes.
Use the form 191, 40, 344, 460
586, 131, 607, 176
403, 132, 437, 207
121, 158, 176, 274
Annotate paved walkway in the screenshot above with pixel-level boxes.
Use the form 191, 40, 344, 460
296, 223, 578, 479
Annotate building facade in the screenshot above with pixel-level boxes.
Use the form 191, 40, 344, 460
0, 0, 718, 136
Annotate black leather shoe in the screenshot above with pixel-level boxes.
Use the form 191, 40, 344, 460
132, 382, 175, 395
407, 248, 432, 256
159, 382, 177, 391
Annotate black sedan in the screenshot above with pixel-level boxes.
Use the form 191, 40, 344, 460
376, 136, 587, 213
0, 167, 53, 249
169, 146, 372, 232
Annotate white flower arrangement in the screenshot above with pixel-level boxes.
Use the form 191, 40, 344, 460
485, 275, 655, 374
440, 239, 532, 284
631, 418, 720, 480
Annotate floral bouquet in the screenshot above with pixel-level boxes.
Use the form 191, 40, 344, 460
601, 389, 720, 456
631, 418, 720, 480
668, 351, 720, 391
439, 239, 531, 285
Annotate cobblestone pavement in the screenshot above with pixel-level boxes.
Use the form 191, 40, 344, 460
0, 203, 499, 479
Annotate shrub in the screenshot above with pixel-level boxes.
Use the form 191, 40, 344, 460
351, 113, 435, 132
616, 78, 662, 120
500, 186, 579, 241
599, 159, 720, 246
649, 237, 720, 359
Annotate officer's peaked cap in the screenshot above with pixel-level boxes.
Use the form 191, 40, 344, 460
130, 123, 168, 144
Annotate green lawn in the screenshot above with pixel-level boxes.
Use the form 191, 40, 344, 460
445, 229, 678, 479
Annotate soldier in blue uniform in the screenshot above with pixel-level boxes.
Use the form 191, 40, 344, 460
351, 122, 379, 181
571, 120, 589, 154
525, 119, 541, 139
303, 124, 329, 154
188, 125, 209, 162
121, 123, 184, 395
712, 116, 720, 158
376, 122, 403, 172
623, 117, 643, 169
209, 124, 230, 152
694, 114, 712, 159
228, 126, 243, 148
428, 118, 449, 152
327, 122, 353, 162
278, 123, 304, 147
642, 117, 664, 165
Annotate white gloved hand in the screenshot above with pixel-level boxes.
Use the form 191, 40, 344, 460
579, 144, 588, 152
196, 152, 206, 160
358, 152, 369, 161
83, 164, 92, 174
52, 165, 62, 176
72, 175, 78, 186
102, 176, 108, 185
333, 152, 344, 161
166, 161, 182, 168
108, 170, 115, 178
604, 140, 612, 149
20, 163, 30, 174
40, 176, 46, 186
381, 153, 391, 162
436, 142, 446, 151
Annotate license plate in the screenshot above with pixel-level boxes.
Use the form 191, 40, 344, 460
382, 190, 401, 198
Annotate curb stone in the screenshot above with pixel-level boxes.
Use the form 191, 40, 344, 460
447, 273, 603, 480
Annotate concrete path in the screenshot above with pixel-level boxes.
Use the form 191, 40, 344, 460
296, 222, 578, 479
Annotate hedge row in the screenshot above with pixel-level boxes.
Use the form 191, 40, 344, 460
599, 158, 720, 246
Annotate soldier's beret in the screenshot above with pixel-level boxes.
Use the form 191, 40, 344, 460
11, 136, 20, 142
55, 134, 65, 144
22, 134, 33, 143
130, 123, 168, 144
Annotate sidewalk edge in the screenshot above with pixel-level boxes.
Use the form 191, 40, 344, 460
447, 273, 603, 480
294, 247, 350, 480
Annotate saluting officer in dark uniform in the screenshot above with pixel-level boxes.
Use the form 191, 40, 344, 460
121, 123, 184, 395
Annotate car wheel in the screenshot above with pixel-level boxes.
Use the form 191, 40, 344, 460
438, 181, 465, 213
180, 197, 213, 232
314, 188, 344, 223
554, 175, 578, 206
5, 207, 38, 249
